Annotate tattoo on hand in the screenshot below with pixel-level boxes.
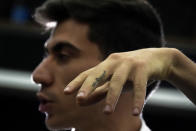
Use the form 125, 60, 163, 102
92, 71, 106, 88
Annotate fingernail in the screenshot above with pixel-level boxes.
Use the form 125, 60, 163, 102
77, 92, 85, 98
103, 105, 112, 114
64, 86, 71, 92
133, 107, 140, 116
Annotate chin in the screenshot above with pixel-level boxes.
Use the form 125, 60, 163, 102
45, 113, 74, 131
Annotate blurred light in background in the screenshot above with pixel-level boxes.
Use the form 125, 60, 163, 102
0, 68, 39, 92
0, 68, 195, 110
46, 21, 57, 29
10, 1, 29, 23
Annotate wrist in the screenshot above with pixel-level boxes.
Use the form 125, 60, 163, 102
166, 48, 183, 82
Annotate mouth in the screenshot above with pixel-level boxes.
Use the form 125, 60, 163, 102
37, 92, 53, 113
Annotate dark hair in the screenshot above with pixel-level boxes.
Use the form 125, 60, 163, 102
34, 0, 165, 96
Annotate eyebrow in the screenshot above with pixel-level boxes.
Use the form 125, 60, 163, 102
45, 41, 80, 55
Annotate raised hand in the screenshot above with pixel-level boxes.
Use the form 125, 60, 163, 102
64, 48, 196, 115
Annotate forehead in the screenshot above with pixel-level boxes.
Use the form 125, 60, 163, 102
44, 20, 102, 60
45, 19, 93, 50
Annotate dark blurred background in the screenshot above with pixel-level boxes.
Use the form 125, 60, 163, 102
0, 0, 196, 131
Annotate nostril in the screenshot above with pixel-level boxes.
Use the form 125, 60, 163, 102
39, 84, 49, 92
32, 69, 41, 84
32, 72, 41, 84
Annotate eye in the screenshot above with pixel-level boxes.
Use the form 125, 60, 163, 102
56, 53, 70, 62
58, 53, 68, 59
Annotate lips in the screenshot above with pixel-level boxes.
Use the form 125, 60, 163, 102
37, 92, 53, 113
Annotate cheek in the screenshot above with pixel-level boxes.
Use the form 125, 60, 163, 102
59, 60, 99, 85
54, 62, 96, 108
53, 58, 101, 101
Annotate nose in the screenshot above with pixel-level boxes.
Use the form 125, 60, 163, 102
32, 58, 53, 87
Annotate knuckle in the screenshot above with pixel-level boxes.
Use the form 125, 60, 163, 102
122, 56, 134, 63
127, 57, 146, 68
136, 60, 146, 68
71, 80, 81, 86
79, 71, 88, 77
106, 88, 115, 99
134, 83, 146, 92
111, 75, 122, 83
133, 88, 146, 99
134, 82, 142, 88
108, 85, 115, 93
133, 94, 143, 102
135, 61, 144, 68
134, 90, 144, 97
108, 53, 121, 60
107, 85, 120, 99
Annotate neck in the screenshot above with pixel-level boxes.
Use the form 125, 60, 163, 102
74, 92, 142, 131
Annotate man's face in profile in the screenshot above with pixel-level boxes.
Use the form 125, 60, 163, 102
32, 19, 103, 130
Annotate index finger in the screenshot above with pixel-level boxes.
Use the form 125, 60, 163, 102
64, 68, 93, 94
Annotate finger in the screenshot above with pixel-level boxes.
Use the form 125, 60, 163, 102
103, 64, 130, 115
132, 70, 147, 116
64, 69, 92, 94
76, 70, 108, 102
77, 81, 109, 106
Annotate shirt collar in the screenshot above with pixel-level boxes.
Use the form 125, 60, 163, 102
140, 118, 151, 131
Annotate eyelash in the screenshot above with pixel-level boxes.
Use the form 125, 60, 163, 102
56, 53, 70, 62
42, 52, 70, 63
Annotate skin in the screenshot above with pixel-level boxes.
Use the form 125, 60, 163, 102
32, 19, 141, 131
65, 47, 196, 115
167, 49, 196, 105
